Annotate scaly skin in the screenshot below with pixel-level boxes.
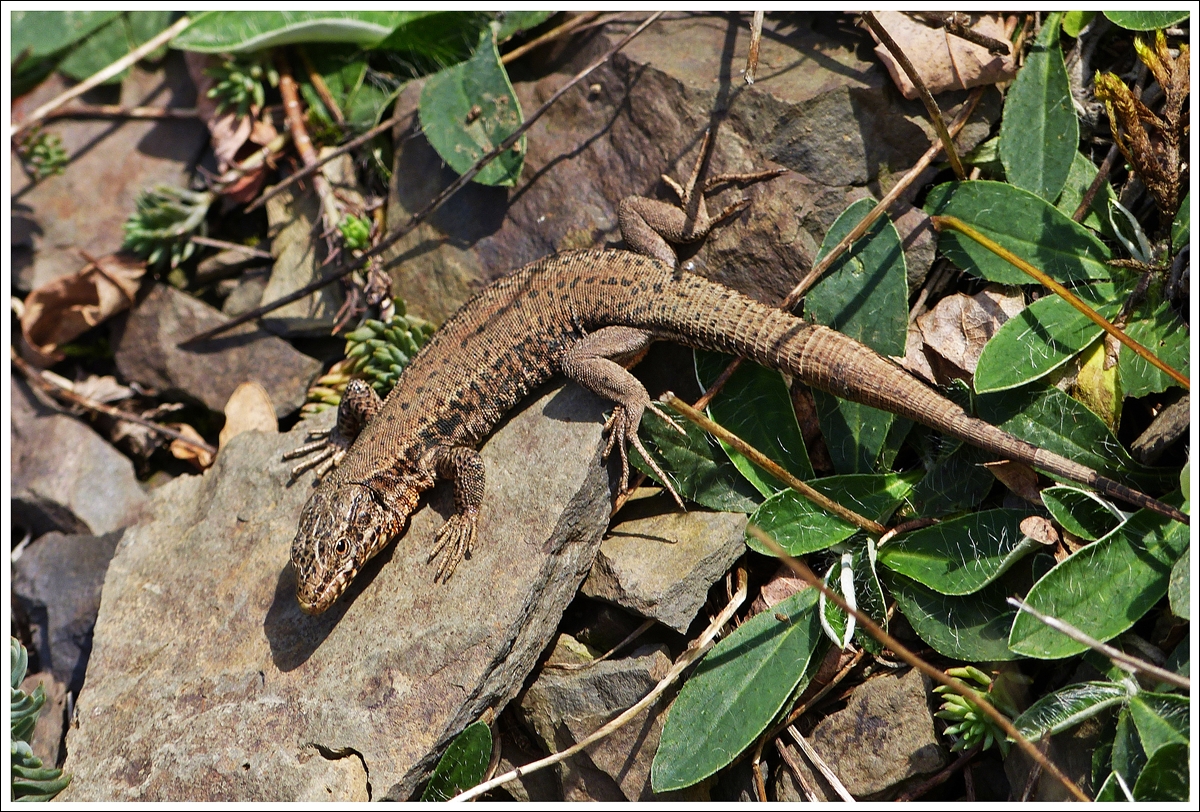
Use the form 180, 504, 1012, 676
289, 249, 1188, 614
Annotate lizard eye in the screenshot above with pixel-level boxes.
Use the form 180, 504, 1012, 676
334, 539, 349, 556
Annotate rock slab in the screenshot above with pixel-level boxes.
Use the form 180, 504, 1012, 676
61, 383, 615, 801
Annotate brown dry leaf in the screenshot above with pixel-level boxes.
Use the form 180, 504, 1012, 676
219, 381, 278, 450
169, 423, 215, 470
750, 566, 812, 614
72, 374, 136, 404
983, 460, 1042, 504
909, 287, 1024, 385
1020, 515, 1059, 546
1072, 337, 1122, 430
868, 11, 1017, 100
20, 253, 145, 366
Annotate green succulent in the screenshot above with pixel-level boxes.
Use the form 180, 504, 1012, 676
15, 127, 68, 181
338, 214, 372, 251
205, 54, 279, 118
934, 666, 1012, 756
122, 184, 214, 269
10, 638, 71, 802
343, 305, 436, 397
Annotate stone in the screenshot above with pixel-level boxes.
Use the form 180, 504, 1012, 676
808, 667, 947, 799
516, 639, 672, 801
11, 377, 149, 538
61, 382, 616, 801
110, 283, 322, 417
11, 56, 208, 292
19, 670, 69, 770
380, 12, 998, 325
13, 530, 122, 695
582, 506, 747, 633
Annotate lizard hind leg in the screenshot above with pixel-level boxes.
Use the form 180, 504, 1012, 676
421, 445, 485, 581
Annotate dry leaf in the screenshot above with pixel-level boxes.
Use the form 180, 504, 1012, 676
20, 253, 145, 366
983, 460, 1042, 504
1072, 337, 1122, 430
169, 423, 214, 470
1020, 515, 1059, 546
72, 374, 136, 404
868, 11, 1017, 100
219, 381, 278, 450
910, 287, 1024, 385
750, 566, 812, 614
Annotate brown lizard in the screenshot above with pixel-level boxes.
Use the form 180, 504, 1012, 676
286, 140, 1188, 615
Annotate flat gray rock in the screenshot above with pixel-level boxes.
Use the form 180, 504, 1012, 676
582, 507, 747, 632
11, 378, 149, 538
111, 283, 322, 417
61, 383, 615, 801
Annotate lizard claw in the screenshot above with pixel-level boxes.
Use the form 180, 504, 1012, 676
284, 427, 351, 482
429, 511, 478, 582
601, 405, 687, 509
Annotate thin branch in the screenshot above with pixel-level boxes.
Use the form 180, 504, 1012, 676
787, 726, 854, 801
12, 16, 193, 137
774, 739, 820, 801
451, 563, 747, 802
182, 11, 666, 346
932, 215, 1190, 389
45, 103, 200, 120
275, 54, 342, 230
895, 743, 982, 801
298, 46, 344, 125
861, 11, 966, 180
545, 619, 655, 672
744, 11, 765, 84
189, 235, 273, 259
500, 11, 602, 65
918, 12, 1011, 55
746, 525, 1090, 803
11, 350, 218, 457
1007, 598, 1190, 689
1072, 144, 1120, 222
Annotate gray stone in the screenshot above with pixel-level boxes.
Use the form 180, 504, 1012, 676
61, 382, 616, 801
110, 283, 322, 417
13, 530, 122, 695
19, 670, 69, 770
11, 378, 149, 538
259, 186, 343, 337
809, 667, 947, 799
11, 56, 208, 292
380, 12, 998, 325
517, 639, 672, 801
219, 268, 270, 317
582, 507, 747, 633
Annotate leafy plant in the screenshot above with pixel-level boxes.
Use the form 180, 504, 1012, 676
420, 721, 493, 801
934, 666, 1016, 755
342, 306, 437, 396
10, 638, 72, 802
122, 185, 215, 269
205, 53, 279, 118
15, 127, 68, 181
337, 213, 372, 251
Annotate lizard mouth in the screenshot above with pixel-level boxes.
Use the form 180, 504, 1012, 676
297, 567, 357, 615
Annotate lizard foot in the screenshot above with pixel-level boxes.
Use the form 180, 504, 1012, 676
284, 427, 352, 482
429, 511, 478, 582
602, 405, 686, 509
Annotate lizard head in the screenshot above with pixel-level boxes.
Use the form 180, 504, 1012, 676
290, 479, 418, 615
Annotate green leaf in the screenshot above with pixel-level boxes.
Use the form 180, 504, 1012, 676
883, 572, 1020, 661
1000, 14, 1078, 203
421, 721, 493, 801
419, 30, 525, 187
494, 11, 556, 42
877, 509, 1038, 595
747, 472, 920, 556
1168, 546, 1189, 620
1132, 742, 1190, 801
806, 198, 907, 473
174, 11, 418, 53
1061, 11, 1097, 38
905, 431, 996, 518
632, 408, 763, 514
974, 283, 1119, 394
977, 385, 1171, 489
925, 181, 1113, 285
1055, 151, 1118, 237
1009, 501, 1189, 658
1171, 192, 1189, 254
1041, 485, 1124, 541
299, 46, 398, 132
1093, 771, 1124, 802
651, 588, 822, 792
1127, 692, 1189, 759
58, 12, 176, 84
1104, 11, 1191, 30
820, 542, 888, 653
1012, 681, 1130, 742
373, 11, 492, 69
11, 10, 120, 62
1117, 300, 1190, 399
694, 350, 813, 497
1113, 705, 1146, 785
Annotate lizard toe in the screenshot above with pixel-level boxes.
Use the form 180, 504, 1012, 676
430, 513, 478, 582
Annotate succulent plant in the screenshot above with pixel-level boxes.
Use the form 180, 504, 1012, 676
934, 665, 1012, 756
122, 184, 214, 269
205, 54, 279, 119
10, 638, 71, 802
15, 127, 68, 181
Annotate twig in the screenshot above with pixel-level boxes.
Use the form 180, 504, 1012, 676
787, 726, 854, 801
861, 12, 966, 180
501, 11, 602, 65
1007, 598, 1190, 689
12, 16, 193, 137
182, 11, 666, 346
662, 393, 886, 535
11, 350, 218, 457
45, 103, 200, 120
752, 757, 769, 801
545, 619, 655, 672
275, 54, 342, 230
919, 12, 1011, 55
451, 562, 747, 802
746, 525, 1090, 802
744, 11, 765, 84
895, 743, 982, 801
189, 235, 273, 259
1072, 144, 1120, 222
931, 215, 1190, 389
298, 47, 344, 124
774, 739, 820, 801
247, 112, 404, 213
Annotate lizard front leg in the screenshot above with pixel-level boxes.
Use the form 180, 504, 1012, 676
420, 445, 485, 581
560, 326, 687, 507
284, 378, 382, 480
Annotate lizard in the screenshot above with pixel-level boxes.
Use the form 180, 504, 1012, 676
286, 134, 1189, 616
